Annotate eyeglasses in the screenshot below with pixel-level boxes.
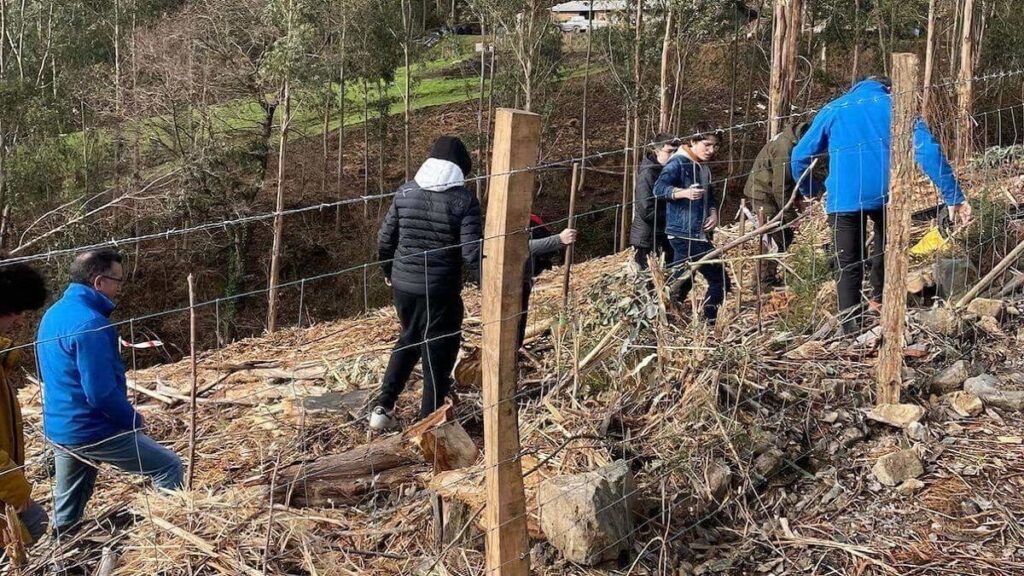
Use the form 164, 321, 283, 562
99, 274, 124, 284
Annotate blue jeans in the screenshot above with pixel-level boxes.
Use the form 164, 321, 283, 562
668, 238, 731, 323
52, 431, 183, 530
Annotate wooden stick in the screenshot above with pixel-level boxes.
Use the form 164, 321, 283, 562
877, 53, 921, 405
561, 162, 580, 310
735, 199, 746, 316
187, 273, 198, 490
755, 207, 766, 333
956, 235, 1024, 308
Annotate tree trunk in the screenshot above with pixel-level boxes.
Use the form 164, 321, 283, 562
476, 41, 486, 200
336, 20, 347, 230
922, 0, 937, 122
580, 2, 594, 189
363, 79, 369, 196
956, 0, 977, 165
658, 8, 674, 133
402, 0, 412, 181
768, 0, 802, 140
266, 80, 291, 334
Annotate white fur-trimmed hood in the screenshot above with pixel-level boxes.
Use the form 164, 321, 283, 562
414, 158, 465, 191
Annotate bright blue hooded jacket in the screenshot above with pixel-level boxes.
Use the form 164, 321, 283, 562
37, 284, 140, 445
652, 151, 717, 240
791, 79, 965, 214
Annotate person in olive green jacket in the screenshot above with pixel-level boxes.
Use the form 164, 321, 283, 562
0, 260, 49, 554
742, 121, 812, 285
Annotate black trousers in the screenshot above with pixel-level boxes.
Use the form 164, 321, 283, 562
668, 238, 731, 323
828, 210, 885, 318
633, 236, 675, 270
379, 289, 464, 418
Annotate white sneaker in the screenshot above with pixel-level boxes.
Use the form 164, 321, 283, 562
369, 406, 399, 431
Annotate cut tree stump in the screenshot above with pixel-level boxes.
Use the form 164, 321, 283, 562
404, 404, 479, 473
273, 435, 423, 507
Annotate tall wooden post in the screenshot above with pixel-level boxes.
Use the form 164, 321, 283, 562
877, 53, 920, 406
956, 0, 977, 165
768, 0, 802, 140
481, 108, 537, 576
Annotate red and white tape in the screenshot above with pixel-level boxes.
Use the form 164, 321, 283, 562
119, 337, 164, 350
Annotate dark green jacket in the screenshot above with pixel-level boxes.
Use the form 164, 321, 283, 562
743, 122, 810, 207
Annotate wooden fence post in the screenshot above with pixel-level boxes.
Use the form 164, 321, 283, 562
481, 108, 538, 576
186, 273, 199, 490
877, 53, 921, 406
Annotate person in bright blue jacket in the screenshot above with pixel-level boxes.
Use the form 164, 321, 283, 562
37, 249, 182, 535
653, 123, 730, 324
790, 76, 972, 333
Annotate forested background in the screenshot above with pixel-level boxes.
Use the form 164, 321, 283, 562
1, 0, 1022, 356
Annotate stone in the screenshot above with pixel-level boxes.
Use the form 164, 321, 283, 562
896, 478, 925, 495
977, 316, 1005, 337
964, 374, 1024, 412
841, 427, 866, 448
917, 307, 959, 335
753, 449, 785, 479
946, 391, 984, 418
931, 360, 970, 394
873, 449, 924, 487
822, 411, 840, 424
967, 298, 1005, 320
906, 421, 929, 442
867, 403, 926, 429
536, 460, 635, 565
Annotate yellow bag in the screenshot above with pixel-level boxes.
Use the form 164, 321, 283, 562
910, 227, 947, 256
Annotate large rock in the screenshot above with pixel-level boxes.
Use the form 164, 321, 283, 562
917, 307, 959, 335
536, 460, 635, 565
964, 374, 1024, 411
931, 360, 970, 394
872, 449, 924, 487
867, 404, 926, 429
946, 391, 984, 418
967, 298, 1005, 320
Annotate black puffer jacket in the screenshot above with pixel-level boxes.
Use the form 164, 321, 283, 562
629, 153, 668, 249
378, 159, 482, 296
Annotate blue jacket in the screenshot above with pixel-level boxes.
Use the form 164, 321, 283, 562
791, 79, 965, 214
652, 152, 717, 240
37, 284, 140, 445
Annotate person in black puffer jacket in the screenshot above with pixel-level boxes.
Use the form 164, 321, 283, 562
371, 136, 482, 431
629, 133, 679, 270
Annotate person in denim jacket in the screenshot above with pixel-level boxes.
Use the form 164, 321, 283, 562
653, 123, 730, 324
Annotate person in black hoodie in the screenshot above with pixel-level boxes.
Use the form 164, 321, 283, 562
371, 136, 482, 431
629, 133, 680, 269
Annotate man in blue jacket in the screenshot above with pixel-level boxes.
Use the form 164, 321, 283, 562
653, 123, 730, 324
791, 76, 972, 333
37, 249, 182, 535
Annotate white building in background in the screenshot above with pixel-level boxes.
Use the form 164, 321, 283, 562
550, 1, 628, 33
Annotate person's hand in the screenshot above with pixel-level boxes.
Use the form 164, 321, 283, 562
950, 202, 973, 226
558, 228, 578, 245
384, 276, 392, 287
703, 210, 719, 231
674, 184, 705, 201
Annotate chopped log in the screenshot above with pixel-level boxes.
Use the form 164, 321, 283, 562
404, 404, 479, 472
273, 434, 423, 507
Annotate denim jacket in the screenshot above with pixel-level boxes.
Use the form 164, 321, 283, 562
652, 151, 716, 240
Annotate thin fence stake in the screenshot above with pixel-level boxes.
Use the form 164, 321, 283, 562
186, 273, 199, 490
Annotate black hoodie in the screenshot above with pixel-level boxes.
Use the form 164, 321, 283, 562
629, 152, 668, 249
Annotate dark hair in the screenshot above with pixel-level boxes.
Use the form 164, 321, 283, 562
689, 122, 723, 145
70, 249, 123, 286
0, 259, 47, 316
860, 75, 893, 91
651, 133, 680, 150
